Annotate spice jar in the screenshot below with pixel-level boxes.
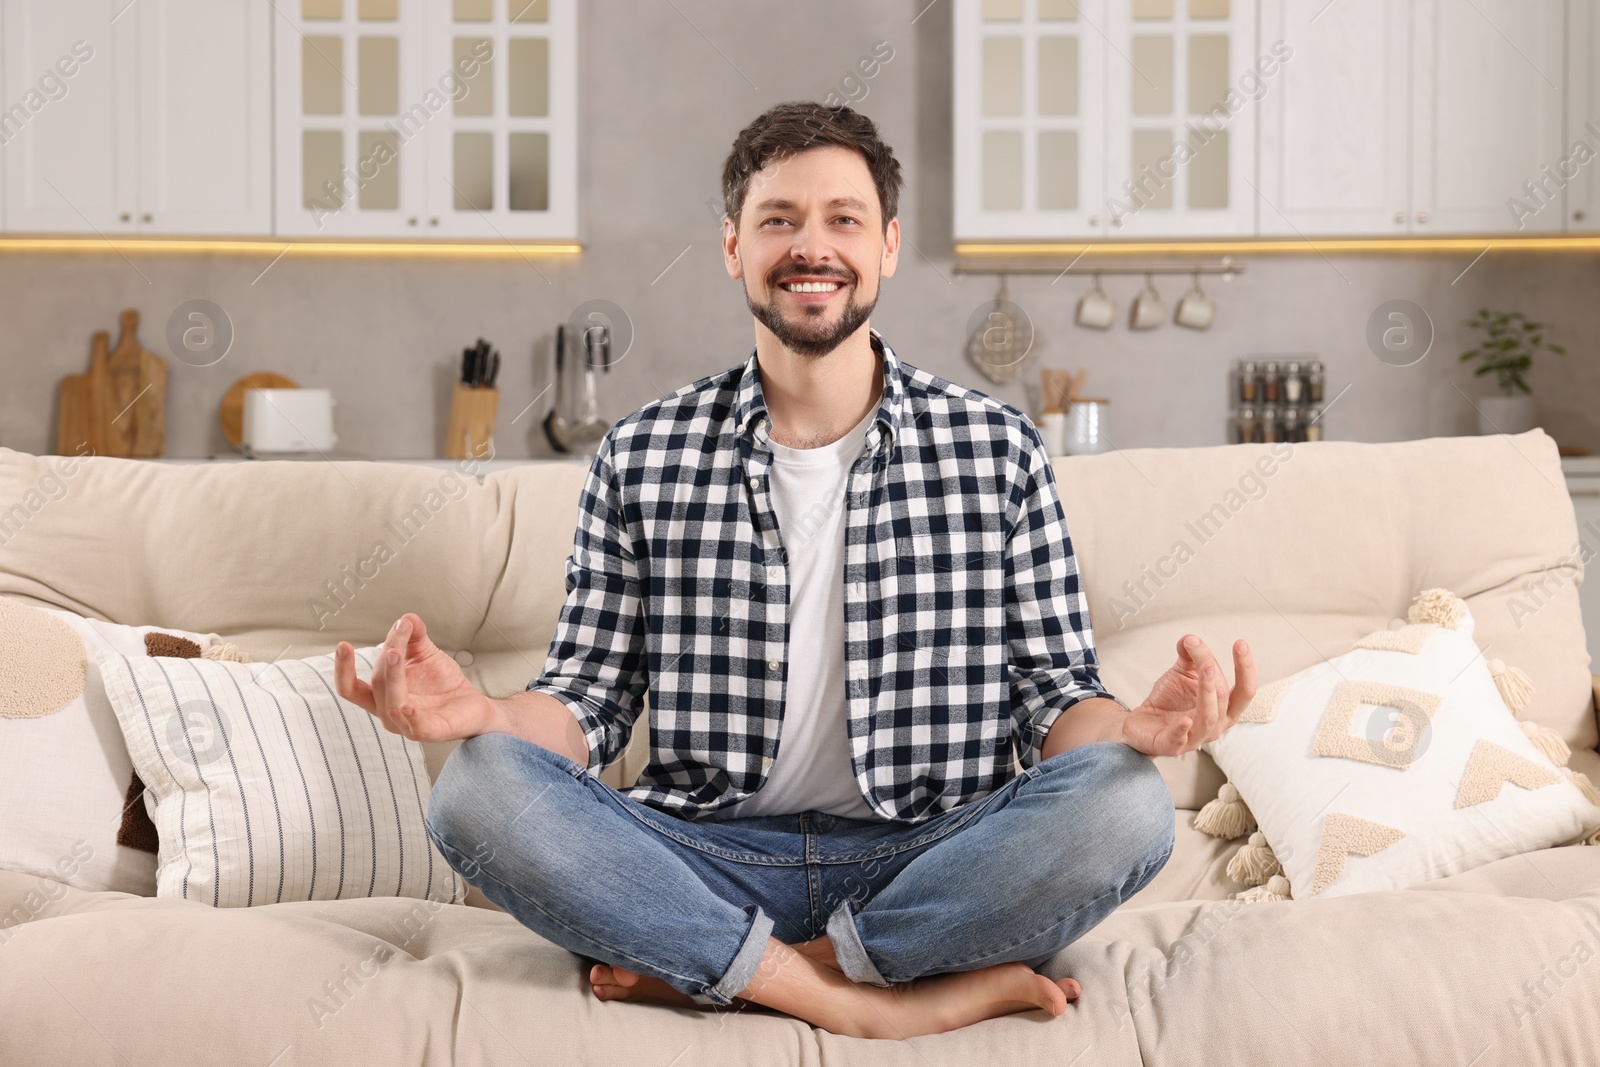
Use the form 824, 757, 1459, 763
1284, 361, 1303, 404
1237, 404, 1257, 444
1306, 406, 1323, 441
1239, 360, 1259, 403
1259, 404, 1280, 443
1262, 361, 1281, 403
1282, 405, 1301, 443
1308, 361, 1324, 403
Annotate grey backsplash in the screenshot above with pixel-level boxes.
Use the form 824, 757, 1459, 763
2, 1, 1596, 459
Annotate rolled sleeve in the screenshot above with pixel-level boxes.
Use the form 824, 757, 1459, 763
524, 433, 648, 775
1003, 422, 1123, 769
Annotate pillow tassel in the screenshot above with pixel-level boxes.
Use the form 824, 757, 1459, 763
1225, 831, 1282, 886
1562, 768, 1600, 806
1194, 782, 1255, 839
1236, 874, 1292, 903
202, 642, 251, 663
1407, 589, 1466, 630
1518, 719, 1572, 767
1486, 659, 1535, 717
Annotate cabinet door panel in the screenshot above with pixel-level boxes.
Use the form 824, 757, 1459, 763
138, 0, 271, 235
954, 0, 1107, 240
1257, 0, 1410, 236
1412, 0, 1565, 234
419, 0, 577, 238
273, 0, 429, 236
1566, 0, 1599, 233
1, 0, 136, 234
1102, 0, 1259, 237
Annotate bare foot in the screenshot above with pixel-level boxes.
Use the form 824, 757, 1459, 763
587, 962, 771, 1013
793, 935, 845, 972
844, 962, 1080, 1039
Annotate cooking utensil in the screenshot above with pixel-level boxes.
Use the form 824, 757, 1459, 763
57, 310, 168, 457
543, 324, 608, 454
964, 273, 1036, 386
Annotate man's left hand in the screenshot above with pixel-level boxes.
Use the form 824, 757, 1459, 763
1121, 635, 1257, 758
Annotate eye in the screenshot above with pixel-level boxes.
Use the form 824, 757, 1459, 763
835, 216, 860, 225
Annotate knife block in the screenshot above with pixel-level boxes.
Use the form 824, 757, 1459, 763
445, 381, 499, 460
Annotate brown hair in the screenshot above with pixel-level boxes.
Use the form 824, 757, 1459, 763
721, 101, 903, 235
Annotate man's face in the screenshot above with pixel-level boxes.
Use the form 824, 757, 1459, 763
723, 144, 900, 358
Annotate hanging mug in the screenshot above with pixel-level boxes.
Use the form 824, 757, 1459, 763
1129, 274, 1166, 330
1174, 272, 1216, 330
1075, 273, 1115, 330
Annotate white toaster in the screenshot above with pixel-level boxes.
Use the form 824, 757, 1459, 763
241, 389, 338, 454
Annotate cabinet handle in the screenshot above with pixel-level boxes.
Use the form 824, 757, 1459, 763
1415, 211, 1429, 224
1088, 214, 1100, 226
142, 213, 152, 223
408, 216, 419, 226
429, 217, 439, 226
1576, 210, 1587, 222
1394, 211, 1406, 223
120, 213, 131, 222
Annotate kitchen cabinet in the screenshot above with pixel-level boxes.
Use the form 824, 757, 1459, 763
273, 0, 576, 240
1567, 0, 1600, 233
955, 0, 1257, 240
1258, 0, 1565, 237
954, 0, 1109, 240
1, 0, 271, 236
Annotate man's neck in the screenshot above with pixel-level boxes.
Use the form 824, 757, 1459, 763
756, 326, 882, 450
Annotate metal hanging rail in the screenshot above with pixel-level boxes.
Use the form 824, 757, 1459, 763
953, 258, 1245, 277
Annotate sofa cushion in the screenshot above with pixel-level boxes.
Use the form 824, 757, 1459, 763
96, 642, 465, 908
1201, 590, 1600, 899
0, 599, 222, 895
2, 844, 1596, 1064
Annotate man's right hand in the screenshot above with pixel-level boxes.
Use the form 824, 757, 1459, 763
334, 613, 498, 744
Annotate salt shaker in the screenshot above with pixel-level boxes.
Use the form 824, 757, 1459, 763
1237, 404, 1257, 444
1239, 360, 1259, 403
1262, 361, 1281, 403
1284, 361, 1303, 404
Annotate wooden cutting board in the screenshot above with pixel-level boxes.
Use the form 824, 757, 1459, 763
57, 310, 168, 457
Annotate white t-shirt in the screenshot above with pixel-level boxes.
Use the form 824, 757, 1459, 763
708, 406, 884, 821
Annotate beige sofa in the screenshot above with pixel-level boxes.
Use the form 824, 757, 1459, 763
1, 429, 1597, 1065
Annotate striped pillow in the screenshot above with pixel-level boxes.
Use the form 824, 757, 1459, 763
95, 645, 465, 908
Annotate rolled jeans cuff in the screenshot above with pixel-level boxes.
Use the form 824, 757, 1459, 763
688, 903, 775, 1007
826, 897, 893, 988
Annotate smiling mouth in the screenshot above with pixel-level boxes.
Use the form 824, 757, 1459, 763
779, 279, 847, 295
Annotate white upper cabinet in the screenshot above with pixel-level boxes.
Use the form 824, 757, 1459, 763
955, 0, 1108, 240
1101, 0, 1260, 237
1260, 0, 1565, 237
2, 1, 138, 234
1566, 0, 1600, 233
274, 0, 576, 239
1, 0, 270, 236
1411, 0, 1565, 234
1257, 0, 1411, 236
137, 0, 272, 234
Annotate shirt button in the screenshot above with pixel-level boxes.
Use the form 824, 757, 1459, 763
768, 660, 781, 671
749, 477, 760, 490
767, 565, 783, 582
762, 756, 774, 768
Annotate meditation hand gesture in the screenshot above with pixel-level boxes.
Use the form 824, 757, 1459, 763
334, 613, 495, 744
1121, 636, 1256, 758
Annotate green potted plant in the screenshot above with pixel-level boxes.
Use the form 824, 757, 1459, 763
1458, 309, 1566, 435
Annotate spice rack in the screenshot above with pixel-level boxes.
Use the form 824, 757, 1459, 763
1231, 357, 1326, 444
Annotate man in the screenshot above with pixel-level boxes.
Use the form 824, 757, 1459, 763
334, 101, 1256, 1040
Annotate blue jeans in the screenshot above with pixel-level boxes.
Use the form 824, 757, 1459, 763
424, 733, 1174, 1007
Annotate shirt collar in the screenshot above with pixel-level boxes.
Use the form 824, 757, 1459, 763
734, 327, 904, 456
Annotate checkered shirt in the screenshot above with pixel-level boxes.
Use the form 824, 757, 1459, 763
526, 329, 1123, 824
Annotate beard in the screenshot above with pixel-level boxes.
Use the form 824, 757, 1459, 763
745, 272, 877, 358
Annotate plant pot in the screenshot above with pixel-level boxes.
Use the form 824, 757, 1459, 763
1476, 394, 1537, 435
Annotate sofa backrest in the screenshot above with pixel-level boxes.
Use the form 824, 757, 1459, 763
1, 430, 1590, 809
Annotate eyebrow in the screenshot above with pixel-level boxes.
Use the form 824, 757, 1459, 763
750, 196, 873, 215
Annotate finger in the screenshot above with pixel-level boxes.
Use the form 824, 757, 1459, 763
383, 617, 413, 715
1226, 639, 1257, 724
334, 642, 377, 716
1198, 663, 1219, 741
1166, 716, 1193, 756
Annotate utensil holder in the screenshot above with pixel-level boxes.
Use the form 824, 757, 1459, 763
445, 381, 499, 460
